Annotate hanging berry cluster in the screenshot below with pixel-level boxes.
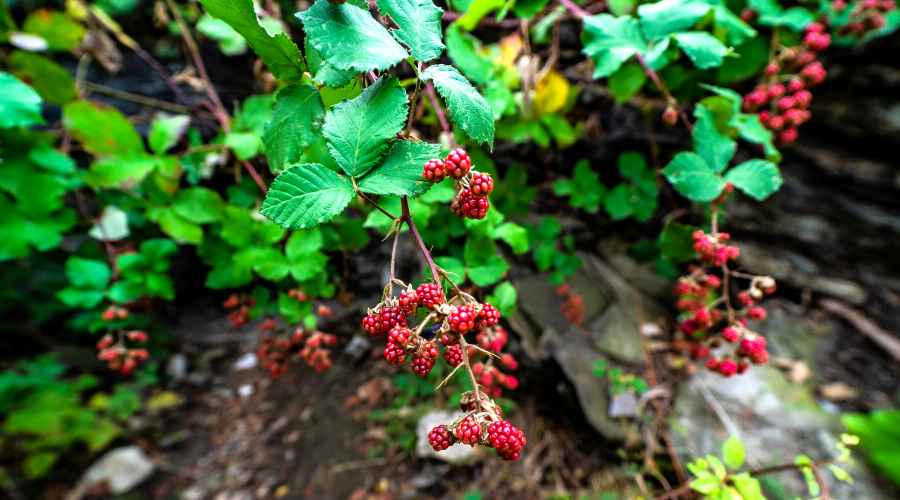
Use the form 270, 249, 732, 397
96, 329, 149, 375
257, 325, 337, 377
223, 293, 255, 328
741, 22, 829, 145
674, 191, 777, 377
428, 398, 527, 460
361, 276, 526, 459
835, 0, 896, 37
421, 148, 494, 220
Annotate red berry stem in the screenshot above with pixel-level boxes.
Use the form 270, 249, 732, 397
401, 196, 442, 286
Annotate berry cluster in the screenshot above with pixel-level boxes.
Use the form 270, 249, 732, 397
96, 330, 149, 375
257, 326, 337, 377
676, 229, 777, 377
427, 399, 527, 460
835, 0, 895, 37
223, 293, 255, 328
421, 148, 494, 220
472, 326, 519, 397
101, 305, 130, 321
363, 281, 507, 380
741, 22, 829, 145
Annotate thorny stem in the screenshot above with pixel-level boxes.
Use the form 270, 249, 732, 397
710, 205, 736, 323
356, 188, 398, 220
164, 0, 230, 130
242, 161, 268, 194
389, 228, 400, 284
399, 197, 492, 417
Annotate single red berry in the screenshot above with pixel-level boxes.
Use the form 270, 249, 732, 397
767, 114, 786, 131
787, 78, 805, 93
398, 290, 419, 314
416, 282, 445, 310
477, 303, 501, 328
718, 358, 738, 377
487, 420, 526, 461
445, 148, 472, 179
806, 22, 826, 33
469, 172, 494, 196
454, 188, 490, 219
801, 62, 827, 85
443, 344, 463, 366
454, 416, 482, 445
705, 275, 721, 289
705, 357, 720, 371
690, 344, 711, 360
388, 326, 412, 348
428, 424, 455, 451
500, 353, 518, 371
748, 306, 767, 320
662, 106, 679, 126
422, 159, 447, 182
96, 335, 114, 350
768, 83, 786, 99
379, 306, 407, 331
448, 304, 479, 333
384, 342, 406, 366
721, 326, 740, 343
778, 127, 799, 145
361, 312, 380, 335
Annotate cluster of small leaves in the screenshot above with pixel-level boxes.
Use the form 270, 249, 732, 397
554, 152, 658, 222
592, 359, 649, 396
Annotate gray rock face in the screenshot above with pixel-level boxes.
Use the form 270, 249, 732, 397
76, 446, 155, 495
512, 253, 665, 439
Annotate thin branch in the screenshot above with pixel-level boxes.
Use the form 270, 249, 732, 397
424, 82, 451, 134
242, 161, 268, 194
80, 81, 190, 114
401, 197, 441, 285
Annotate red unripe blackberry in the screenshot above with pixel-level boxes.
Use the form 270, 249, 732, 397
796, 51, 817, 66
454, 416, 482, 445
779, 127, 799, 144
764, 62, 781, 76
705, 357, 719, 371
121, 358, 137, 375
768, 83, 786, 99
740, 8, 757, 21
361, 312, 380, 335
454, 188, 490, 219
97, 335, 114, 350
398, 290, 419, 314
127, 330, 148, 342
503, 375, 520, 390
737, 361, 750, 374
662, 106, 679, 126
422, 159, 447, 182
411, 353, 435, 376
477, 303, 501, 328
803, 31, 831, 51
380, 305, 406, 329
705, 275, 722, 288
448, 304, 479, 333
690, 344, 711, 360
129, 348, 149, 360
767, 115, 786, 131
788, 78, 805, 92
443, 344, 463, 366
501, 353, 518, 370
101, 308, 117, 321
869, 13, 886, 29
721, 326, 740, 343
487, 420, 526, 461
718, 358, 738, 377
801, 62, 826, 85
416, 282, 445, 310
694, 308, 711, 327
445, 149, 472, 179
748, 306, 767, 320
742, 90, 768, 110
469, 172, 494, 196
98, 348, 120, 362
777, 96, 796, 111
384, 342, 406, 365
783, 109, 807, 126
680, 319, 699, 335
428, 425, 455, 451
806, 22, 826, 33
388, 325, 412, 348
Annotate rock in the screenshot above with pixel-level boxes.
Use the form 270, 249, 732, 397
415, 410, 482, 463
513, 253, 665, 439
343, 335, 372, 361
77, 446, 155, 494
237, 384, 254, 398
609, 392, 639, 418
166, 354, 188, 381
233, 353, 258, 371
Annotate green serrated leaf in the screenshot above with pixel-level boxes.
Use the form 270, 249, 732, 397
85, 154, 157, 189
173, 187, 224, 224
421, 64, 495, 146
8, 51, 76, 105
63, 100, 144, 156
486, 281, 517, 316
662, 152, 725, 202
305, 39, 359, 88
323, 77, 408, 177
608, 62, 647, 103
0, 72, 44, 129
673, 31, 729, 69
724, 159, 782, 201
358, 140, 442, 196
445, 24, 495, 85
261, 163, 355, 229
149, 114, 190, 155
23, 9, 85, 51
492, 223, 530, 254
694, 104, 736, 172
263, 84, 325, 171
637, 0, 710, 40
377, 0, 444, 62
581, 14, 648, 78
604, 184, 635, 220
200, 0, 304, 81
298, 0, 408, 73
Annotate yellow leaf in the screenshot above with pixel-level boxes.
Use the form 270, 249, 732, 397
147, 390, 184, 412
498, 34, 522, 70
533, 70, 570, 115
